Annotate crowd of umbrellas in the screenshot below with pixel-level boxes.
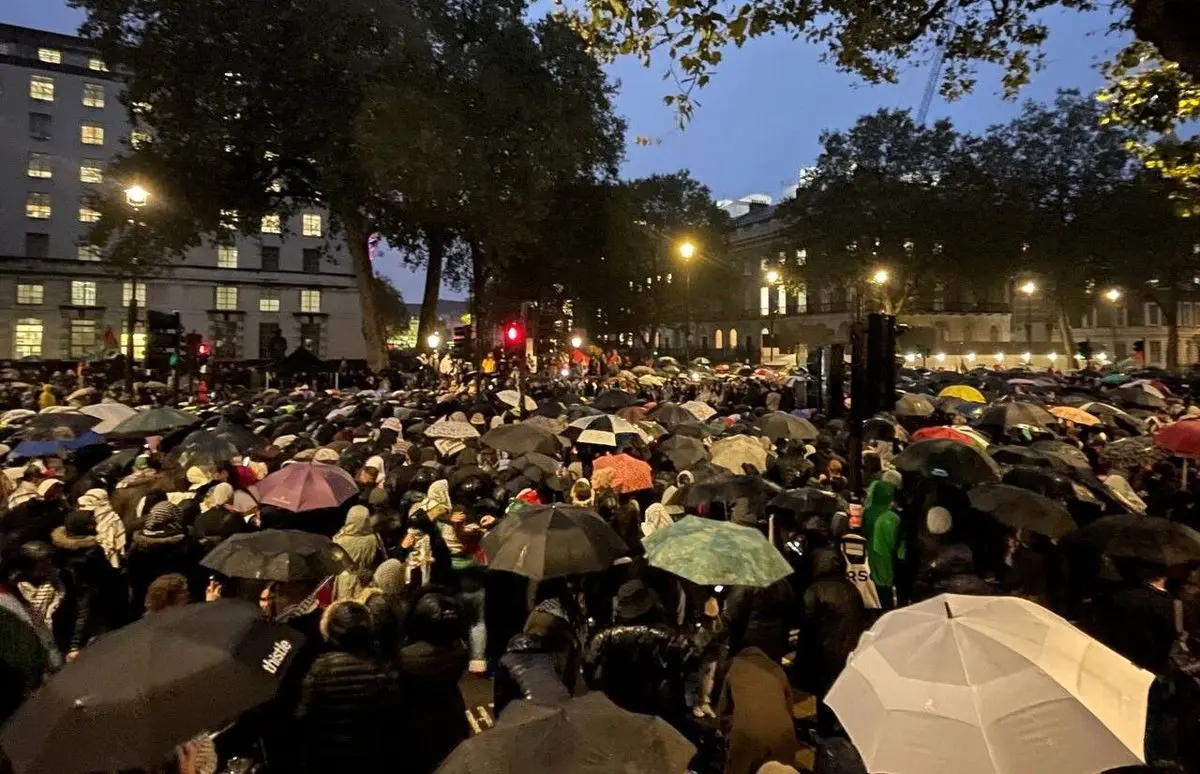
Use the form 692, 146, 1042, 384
0, 359, 1199, 773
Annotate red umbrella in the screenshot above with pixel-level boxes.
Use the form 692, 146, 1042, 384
592, 453, 653, 493
1154, 418, 1200, 458
911, 426, 975, 446
255, 462, 358, 512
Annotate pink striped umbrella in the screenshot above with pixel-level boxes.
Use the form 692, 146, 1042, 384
255, 462, 358, 512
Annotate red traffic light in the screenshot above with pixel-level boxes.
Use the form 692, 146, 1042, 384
504, 322, 524, 344
198, 343, 210, 356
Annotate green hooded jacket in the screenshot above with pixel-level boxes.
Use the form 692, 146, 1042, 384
862, 479, 904, 587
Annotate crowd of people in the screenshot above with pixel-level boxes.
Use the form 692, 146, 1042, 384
0, 354, 1199, 774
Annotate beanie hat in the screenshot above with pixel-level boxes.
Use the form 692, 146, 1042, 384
881, 468, 903, 489
926, 506, 953, 536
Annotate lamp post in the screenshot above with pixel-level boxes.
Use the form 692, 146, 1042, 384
426, 332, 441, 350
1104, 287, 1122, 361
1019, 280, 1037, 360
124, 184, 149, 398
678, 240, 696, 362
869, 268, 890, 314
765, 269, 780, 364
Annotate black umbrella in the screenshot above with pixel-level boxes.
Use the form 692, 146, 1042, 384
200, 529, 347, 581
657, 434, 707, 471
436, 693, 694, 774
17, 412, 101, 441
893, 439, 1002, 485
968, 483, 1078, 539
768, 487, 844, 517
481, 504, 627, 580
173, 429, 240, 467
1029, 440, 1092, 472
511, 452, 562, 477
213, 421, 268, 453
1107, 386, 1167, 410
105, 406, 200, 440
974, 402, 1057, 431
668, 473, 782, 509
0, 601, 306, 774
989, 445, 1060, 471
893, 393, 935, 418
481, 424, 561, 457
651, 403, 698, 427
1067, 515, 1200, 567
753, 411, 818, 442
592, 390, 641, 412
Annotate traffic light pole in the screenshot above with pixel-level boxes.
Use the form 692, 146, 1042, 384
125, 277, 137, 399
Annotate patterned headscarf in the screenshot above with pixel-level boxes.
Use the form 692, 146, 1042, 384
142, 501, 184, 539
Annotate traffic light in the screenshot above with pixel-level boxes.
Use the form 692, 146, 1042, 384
146, 310, 182, 369
503, 321, 525, 349
451, 324, 472, 361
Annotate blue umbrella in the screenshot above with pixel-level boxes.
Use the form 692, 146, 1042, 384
10, 431, 104, 460
1102, 373, 1131, 385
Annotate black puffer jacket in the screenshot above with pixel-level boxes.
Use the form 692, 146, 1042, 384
582, 624, 699, 722
295, 616, 403, 772
494, 634, 571, 716
722, 578, 795, 662
49, 527, 119, 652
126, 532, 203, 618
398, 639, 470, 774
798, 548, 867, 697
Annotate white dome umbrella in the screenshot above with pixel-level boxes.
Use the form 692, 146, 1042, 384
78, 403, 138, 434
680, 400, 716, 421
826, 594, 1153, 774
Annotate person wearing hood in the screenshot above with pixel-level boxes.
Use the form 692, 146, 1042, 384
76, 488, 126, 569
110, 455, 160, 531
2, 478, 66, 547
398, 593, 471, 774
6, 466, 43, 510
569, 477, 594, 508
796, 547, 867, 733
37, 384, 56, 410
294, 600, 402, 773
192, 483, 248, 548
126, 501, 201, 618
50, 511, 120, 658
332, 506, 383, 601
718, 646, 800, 774
862, 478, 904, 609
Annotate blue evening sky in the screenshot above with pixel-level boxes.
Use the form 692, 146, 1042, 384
5, 1, 1127, 300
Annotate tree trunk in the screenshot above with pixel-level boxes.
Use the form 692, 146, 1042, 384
1055, 297, 1076, 363
341, 210, 389, 371
1157, 291, 1181, 372
470, 239, 487, 367
417, 228, 447, 350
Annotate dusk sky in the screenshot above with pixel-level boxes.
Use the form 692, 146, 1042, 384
6, 0, 1127, 300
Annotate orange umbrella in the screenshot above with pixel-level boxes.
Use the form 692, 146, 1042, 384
592, 453, 653, 493
1050, 406, 1101, 427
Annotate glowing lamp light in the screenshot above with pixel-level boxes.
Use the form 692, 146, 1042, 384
426, 333, 441, 349
935, 352, 946, 363
570, 335, 583, 349
560, 367, 570, 377
1096, 351, 1109, 363
994, 352, 1005, 363
197, 343, 210, 356
904, 352, 916, 363
871, 268, 890, 285
965, 352, 976, 363
1047, 352, 1058, 362
505, 324, 521, 342
1021, 352, 1032, 363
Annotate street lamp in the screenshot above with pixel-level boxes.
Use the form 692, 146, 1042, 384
1019, 280, 1037, 357
677, 240, 697, 361
426, 332, 441, 350
1104, 288, 1122, 360
765, 269, 781, 363
123, 184, 150, 397
570, 335, 583, 349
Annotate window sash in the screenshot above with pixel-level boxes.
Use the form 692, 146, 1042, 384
82, 84, 105, 108
259, 289, 280, 312
30, 75, 55, 102
217, 246, 239, 269
26, 194, 51, 219
80, 160, 104, 183
14, 320, 44, 358
78, 245, 102, 262
214, 286, 238, 310
300, 290, 321, 313
16, 284, 44, 305
302, 214, 322, 237
122, 282, 147, 307
69, 321, 96, 357
71, 281, 97, 306
37, 48, 61, 64
81, 123, 104, 145
261, 215, 281, 234
27, 152, 52, 179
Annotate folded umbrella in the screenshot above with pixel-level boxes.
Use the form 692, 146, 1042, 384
201, 529, 347, 581
436, 693, 695, 774
827, 594, 1153, 774
481, 504, 627, 581
255, 461, 358, 512
1, 601, 307, 774
968, 483, 1077, 538
643, 515, 792, 587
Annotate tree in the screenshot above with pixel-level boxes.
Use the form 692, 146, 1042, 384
370, 276, 410, 343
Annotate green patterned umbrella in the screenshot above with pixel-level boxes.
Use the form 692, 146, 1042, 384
643, 516, 793, 587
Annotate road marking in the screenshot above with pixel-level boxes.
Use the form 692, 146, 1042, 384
465, 703, 495, 734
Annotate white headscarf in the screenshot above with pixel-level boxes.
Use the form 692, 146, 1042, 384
78, 489, 125, 567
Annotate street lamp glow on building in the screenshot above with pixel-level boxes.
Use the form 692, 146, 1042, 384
1104, 288, 1122, 303
935, 352, 946, 363
904, 352, 916, 363
766, 269, 780, 285
426, 332, 441, 349
1022, 351, 1032, 363
994, 352, 1005, 363
1020, 280, 1037, 296
871, 268, 890, 285
124, 184, 149, 209
1047, 352, 1058, 362
677, 241, 696, 260
570, 335, 583, 349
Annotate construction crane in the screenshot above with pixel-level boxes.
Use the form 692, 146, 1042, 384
916, 11, 958, 125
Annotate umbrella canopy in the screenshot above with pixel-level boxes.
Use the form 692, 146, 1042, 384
680, 400, 716, 421
642, 515, 792, 587
510, 452, 562, 477
1154, 417, 1200, 458
975, 402, 1057, 431
173, 429, 239, 468
894, 393, 936, 417
201, 529, 347, 581
76, 402, 138, 434
910, 425, 988, 453
436, 692, 695, 774
826, 594, 1153, 774
1049, 406, 1101, 427
767, 487, 844, 517
1, 601, 307, 774
481, 424, 561, 457
709, 434, 771, 474
656, 434, 707, 471
592, 390, 641, 412
1102, 436, 1168, 471
426, 418, 481, 440
894, 439, 1002, 485
1078, 401, 1144, 433
105, 406, 200, 440
564, 414, 648, 448
1067, 515, 1200, 567
968, 484, 1077, 538
753, 410, 818, 442
592, 453, 654, 493
255, 461, 358, 512
651, 404, 698, 426
1107, 386, 1167, 410
495, 390, 538, 411
1028, 440, 1092, 472
10, 432, 103, 460
17, 411, 101, 441
481, 504, 627, 581
615, 405, 649, 423
938, 384, 986, 403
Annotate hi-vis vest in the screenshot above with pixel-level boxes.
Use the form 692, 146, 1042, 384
841, 533, 881, 609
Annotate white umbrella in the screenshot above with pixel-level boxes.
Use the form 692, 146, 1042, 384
425, 418, 480, 440
826, 594, 1154, 774
680, 400, 716, 421
78, 403, 138, 434
496, 390, 537, 411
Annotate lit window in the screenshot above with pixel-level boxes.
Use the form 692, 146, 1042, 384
82, 83, 105, 108
88, 57, 108, 72
80, 159, 104, 183
27, 152, 52, 179
261, 214, 281, 234
259, 288, 280, 312
122, 282, 147, 307
14, 319, 44, 358
29, 75, 54, 102
37, 48, 61, 64
129, 129, 151, 148
16, 284, 44, 305
214, 286, 238, 310
759, 286, 770, 317
71, 281, 97, 307
217, 246, 239, 269
79, 197, 101, 223
302, 213, 322, 237
26, 193, 51, 220
69, 320, 96, 357
300, 289, 322, 313
219, 210, 238, 230
78, 245, 101, 262
81, 122, 104, 145
120, 324, 147, 361
777, 285, 787, 315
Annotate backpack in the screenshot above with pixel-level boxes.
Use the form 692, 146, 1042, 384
840, 534, 880, 610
